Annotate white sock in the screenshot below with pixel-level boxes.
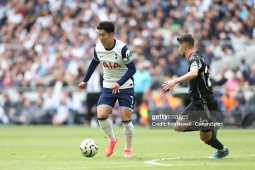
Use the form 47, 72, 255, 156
98, 119, 116, 141
220, 146, 227, 152
122, 121, 134, 151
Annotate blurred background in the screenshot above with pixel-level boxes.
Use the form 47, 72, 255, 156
0, 0, 255, 127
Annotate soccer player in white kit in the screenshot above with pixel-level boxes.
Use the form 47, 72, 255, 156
78, 21, 136, 157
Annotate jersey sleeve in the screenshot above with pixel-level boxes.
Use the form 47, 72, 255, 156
93, 47, 99, 61
82, 59, 100, 82
188, 54, 202, 69
117, 61, 136, 86
121, 45, 133, 64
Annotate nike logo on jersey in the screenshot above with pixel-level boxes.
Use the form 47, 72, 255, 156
99, 55, 104, 58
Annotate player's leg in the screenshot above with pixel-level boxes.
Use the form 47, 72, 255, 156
118, 88, 135, 157
173, 118, 193, 132
97, 88, 118, 157
98, 106, 119, 157
174, 103, 199, 132
97, 106, 116, 141
200, 101, 229, 158
200, 130, 229, 158
120, 109, 134, 157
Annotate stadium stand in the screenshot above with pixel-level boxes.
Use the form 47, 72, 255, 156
0, 0, 254, 127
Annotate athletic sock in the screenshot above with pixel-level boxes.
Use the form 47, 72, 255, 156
98, 118, 116, 141
122, 120, 134, 151
205, 135, 224, 150
220, 146, 227, 152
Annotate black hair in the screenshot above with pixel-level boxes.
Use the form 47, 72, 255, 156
177, 34, 195, 47
97, 21, 115, 33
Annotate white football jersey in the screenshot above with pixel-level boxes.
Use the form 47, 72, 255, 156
94, 39, 134, 89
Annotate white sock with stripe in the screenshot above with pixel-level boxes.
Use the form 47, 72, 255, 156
122, 120, 134, 151
98, 118, 116, 141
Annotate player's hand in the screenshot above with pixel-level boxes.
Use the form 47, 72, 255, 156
112, 83, 120, 94
162, 80, 177, 91
78, 82, 86, 90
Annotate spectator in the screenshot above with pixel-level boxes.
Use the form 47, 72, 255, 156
0, 106, 9, 124
249, 64, 255, 85
213, 88, 226, 124
221, 86, 235, 111
3, 94, 12, 114
0, 0, 254, 127
52, 96, 71, 125
8, 92, 25, 124
202, 46, 215, 66
29, 95, 50, 124
133, 61, 151, 123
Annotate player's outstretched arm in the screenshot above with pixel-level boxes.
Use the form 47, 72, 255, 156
78, 59, 100, 90
162, 66, 198, 91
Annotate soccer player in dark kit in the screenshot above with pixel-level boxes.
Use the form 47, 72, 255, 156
162, 34, 229, 159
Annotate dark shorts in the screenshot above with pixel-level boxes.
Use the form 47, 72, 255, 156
97, 88, 135, 112
181, 100, 219, 131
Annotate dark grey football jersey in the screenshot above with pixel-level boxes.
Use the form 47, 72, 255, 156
188, 52, 216, 103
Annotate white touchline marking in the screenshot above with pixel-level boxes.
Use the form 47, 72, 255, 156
144, 155, 255, 167
52, 165, 153, 170
144, 158, 173, 167
52, 155, 255, 170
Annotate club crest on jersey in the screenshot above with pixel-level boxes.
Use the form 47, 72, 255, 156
114, 53, 118, 59
103, 62, 121, 69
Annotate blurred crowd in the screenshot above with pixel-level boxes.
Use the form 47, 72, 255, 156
0, 0, 255, 126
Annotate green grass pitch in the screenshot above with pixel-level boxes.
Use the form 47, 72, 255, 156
1, 126, 255, 170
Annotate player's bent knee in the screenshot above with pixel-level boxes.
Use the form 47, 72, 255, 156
97, 115, 108, 119
121, 114, 132, 121
97, 112, 109, 119
120, 109, 132, 121
97, 106, 111, 119
200, 131, 211, 142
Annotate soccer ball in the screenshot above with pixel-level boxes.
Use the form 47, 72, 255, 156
80, 139, 98, 157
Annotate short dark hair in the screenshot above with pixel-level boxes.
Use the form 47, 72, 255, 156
97, 21, 115, 33
177, 34, 195, 47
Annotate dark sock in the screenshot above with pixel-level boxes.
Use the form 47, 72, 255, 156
205, 135, 224, 150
